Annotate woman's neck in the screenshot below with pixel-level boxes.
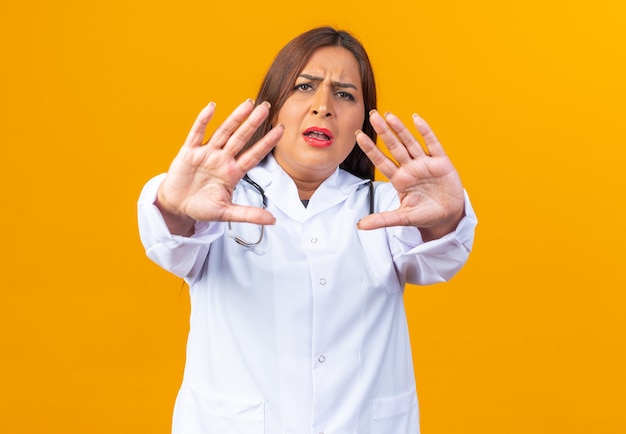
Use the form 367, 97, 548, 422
271, 155, 335, 200
293, 177, 323, 200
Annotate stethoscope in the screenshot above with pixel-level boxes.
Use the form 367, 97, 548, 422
228, 174, 374, 248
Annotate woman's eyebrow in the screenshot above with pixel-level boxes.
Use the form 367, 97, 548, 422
298, 73, 358, 90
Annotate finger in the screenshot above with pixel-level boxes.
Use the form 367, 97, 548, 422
412, 114, 447, 157
207, 98, 256, 148
369, 110, 411, 164
357, 210, 410, 230
223, 204, 276, 225
355, 130, 399, 180
384, 112, 429, 159
184, 102, 216, 148
236, 124, 284, 173
223, 101, 272, 156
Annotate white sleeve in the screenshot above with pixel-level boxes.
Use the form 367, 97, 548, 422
386, 188, 478, 285
137, 174, 225, 282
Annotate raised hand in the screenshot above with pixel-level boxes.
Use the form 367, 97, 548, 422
156, 99, 284, 235
355, 110, 465, 241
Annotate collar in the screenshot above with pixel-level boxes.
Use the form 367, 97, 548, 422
247, 154, 370, 221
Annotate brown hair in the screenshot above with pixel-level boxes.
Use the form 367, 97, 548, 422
245, 26, 377, 180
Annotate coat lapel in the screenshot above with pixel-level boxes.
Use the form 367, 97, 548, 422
248, 155, 369, 223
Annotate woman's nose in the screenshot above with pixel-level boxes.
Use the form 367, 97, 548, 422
311, 88, 333, 117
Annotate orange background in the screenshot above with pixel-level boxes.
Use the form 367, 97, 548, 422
1, 0, 625, 433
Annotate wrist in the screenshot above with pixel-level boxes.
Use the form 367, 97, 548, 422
418, 207, 464, 242
155, 187, 196, 236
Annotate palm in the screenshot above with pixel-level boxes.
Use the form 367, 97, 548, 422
158, 100, 283, 227
356, 111, 465, 236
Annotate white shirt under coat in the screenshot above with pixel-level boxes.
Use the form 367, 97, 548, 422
137, 154, 477, 434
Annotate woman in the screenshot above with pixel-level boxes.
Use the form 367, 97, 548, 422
138, 27, 477, 434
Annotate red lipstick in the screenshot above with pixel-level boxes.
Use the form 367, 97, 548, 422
303, 127, 334, 148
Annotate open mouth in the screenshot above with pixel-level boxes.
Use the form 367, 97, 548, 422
303, 127, 334, 147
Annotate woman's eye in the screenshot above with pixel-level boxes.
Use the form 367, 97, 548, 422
337, 91, 355, 101
295, 83, 313, 91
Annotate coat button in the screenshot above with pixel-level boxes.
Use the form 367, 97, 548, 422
319, 278, 327, 285
318, 355, 326, 363
310, 237, 318, 244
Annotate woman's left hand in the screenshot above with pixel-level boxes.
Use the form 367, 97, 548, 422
355, 110, 465, 241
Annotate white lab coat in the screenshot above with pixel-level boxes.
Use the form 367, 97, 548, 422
138, 154, 477, 434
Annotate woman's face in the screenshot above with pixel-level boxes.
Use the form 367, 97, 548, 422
272, 46, 365, 183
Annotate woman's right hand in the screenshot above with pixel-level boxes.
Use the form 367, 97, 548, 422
155, 99, 284, 236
